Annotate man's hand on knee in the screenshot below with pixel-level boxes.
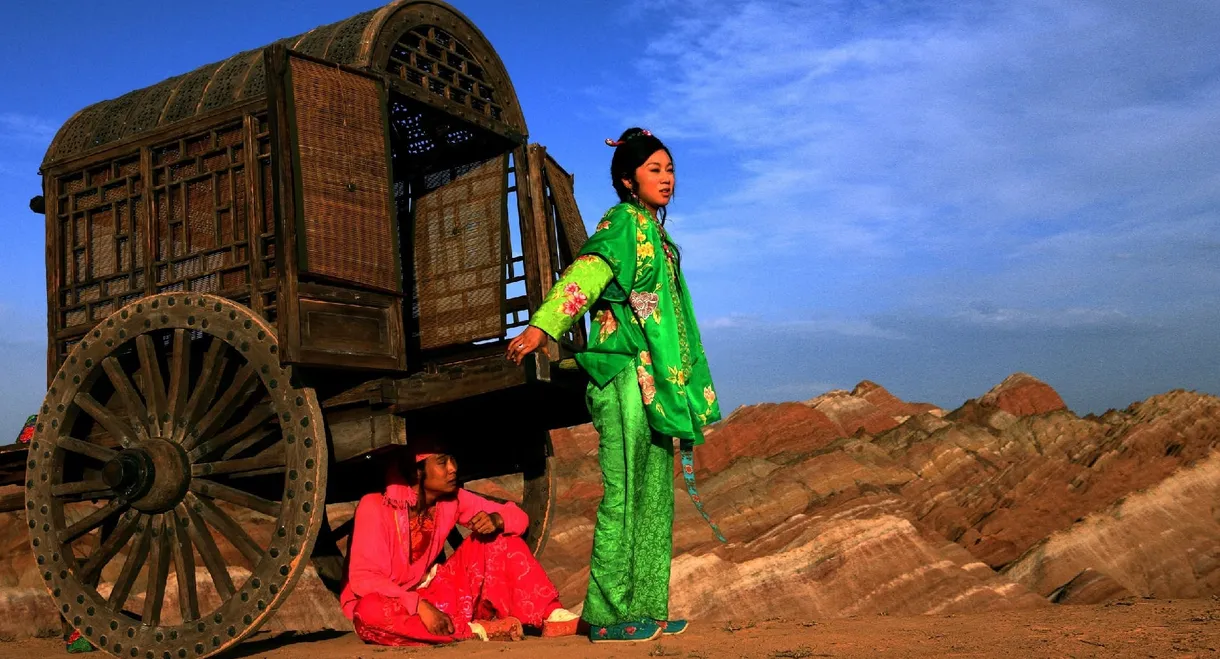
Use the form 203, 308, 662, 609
418, 600, 454, 636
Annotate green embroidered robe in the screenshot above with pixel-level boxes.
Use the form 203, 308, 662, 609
529, 202, 721, 443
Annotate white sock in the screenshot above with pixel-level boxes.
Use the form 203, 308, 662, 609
467, 622, 488, 641
546, 608, 579, 623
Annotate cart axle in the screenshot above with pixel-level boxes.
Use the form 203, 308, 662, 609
103, 440, 191, 513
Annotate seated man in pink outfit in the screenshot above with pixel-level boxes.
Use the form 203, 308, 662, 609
339, 439, 578, 645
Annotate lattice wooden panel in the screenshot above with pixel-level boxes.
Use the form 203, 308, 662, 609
385, 25, 505, 125
290, 56, 398, 293
52, 112, 274, 370
151, 122, 252, 298
55, 156, 146, 332
255, 115, 279, 325
413, 155, 507, 349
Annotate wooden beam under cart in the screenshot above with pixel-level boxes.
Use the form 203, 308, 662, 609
321, 353, 564, 414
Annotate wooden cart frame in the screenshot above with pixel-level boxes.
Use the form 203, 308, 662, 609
5, 3, 593, 657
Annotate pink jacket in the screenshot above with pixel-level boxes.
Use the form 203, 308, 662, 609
338, 467, 529, 620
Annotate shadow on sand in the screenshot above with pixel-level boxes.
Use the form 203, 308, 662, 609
225, 631, 352, 659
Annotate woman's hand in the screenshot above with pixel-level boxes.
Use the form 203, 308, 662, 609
417, 600, 455, 636
505, 326, 547, 365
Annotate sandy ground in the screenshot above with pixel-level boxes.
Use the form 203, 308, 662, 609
4, 598, 1219, 659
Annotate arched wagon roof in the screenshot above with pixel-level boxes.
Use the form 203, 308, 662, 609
43, 0, 527, 169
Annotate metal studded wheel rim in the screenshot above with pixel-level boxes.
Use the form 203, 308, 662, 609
27, 293, 327, 659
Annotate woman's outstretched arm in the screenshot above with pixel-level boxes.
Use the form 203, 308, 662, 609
506, 255, 612, 364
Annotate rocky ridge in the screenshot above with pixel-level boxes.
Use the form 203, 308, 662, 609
543, 373, 1220, 620
0, 373, 1217, 639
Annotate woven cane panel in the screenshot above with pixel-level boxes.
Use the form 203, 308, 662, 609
55, 153, 145, 332
413, 155, 506, 349
543, 156, 588, 263
290, 56, 397, 292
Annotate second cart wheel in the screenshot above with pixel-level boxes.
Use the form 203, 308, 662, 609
26, 293, 327, 659
461, 429, 555, 558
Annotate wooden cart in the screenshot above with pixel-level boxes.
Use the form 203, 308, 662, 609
10, 2, 593, 657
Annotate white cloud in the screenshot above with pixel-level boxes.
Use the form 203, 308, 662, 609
703, 312, 906, 339
621, 0, 1220, 271
948, 305, 1136, 331
0, 113, 57, 144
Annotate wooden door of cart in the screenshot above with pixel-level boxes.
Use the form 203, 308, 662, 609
19, 3, 592, 658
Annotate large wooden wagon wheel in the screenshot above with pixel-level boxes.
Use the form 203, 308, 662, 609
25, 293, 327, 659
455, 429, 555, 557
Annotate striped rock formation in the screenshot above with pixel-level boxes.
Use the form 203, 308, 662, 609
0, 373, 1216, 638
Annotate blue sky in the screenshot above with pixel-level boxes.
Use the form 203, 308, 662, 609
2, 0, 1219, 440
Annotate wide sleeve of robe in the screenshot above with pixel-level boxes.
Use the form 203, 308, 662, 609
528, 255, 613, 340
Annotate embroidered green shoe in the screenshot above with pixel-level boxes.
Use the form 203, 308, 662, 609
657, 619, 689, 636
589, 620, 663, 643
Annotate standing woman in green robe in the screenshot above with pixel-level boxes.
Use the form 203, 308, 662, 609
506, 127, 724, 643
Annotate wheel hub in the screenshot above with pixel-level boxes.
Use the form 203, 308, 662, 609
101, 449, 154, 501
103, 439, 191, 513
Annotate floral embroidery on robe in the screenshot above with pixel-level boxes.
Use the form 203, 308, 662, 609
528, 202, 720, 444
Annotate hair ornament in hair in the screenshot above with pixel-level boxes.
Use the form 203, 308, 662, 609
604, 128, 653, 147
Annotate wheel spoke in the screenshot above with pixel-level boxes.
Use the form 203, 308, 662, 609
51, 479, 114, 498
180, 338, 228, 436
184, 363, 258, 452
165, 329, 191, 436
179, 500, 235, 598
189, 478, 281, 518
102, 357, 149, 439
192, 443, 286, 479
79, 511, 140, 586
58, 437, 118, 463
142, 515, 172, 626
221, 424, 279, 461
170, 509, 200, 622
187, 403, 275, 462
107, 516, 151, 610
136, 335, 167, 431
63, 497, 129, 544
74, 392, 139, 447
193, 495, 262, 567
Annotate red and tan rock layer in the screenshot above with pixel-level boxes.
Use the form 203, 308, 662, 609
0, 373, 1216, 639
542, 374, 1220, 621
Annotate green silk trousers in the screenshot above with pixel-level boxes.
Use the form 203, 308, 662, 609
581, 361, 675, 626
